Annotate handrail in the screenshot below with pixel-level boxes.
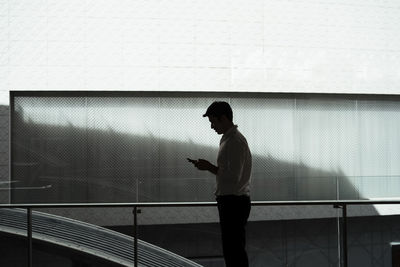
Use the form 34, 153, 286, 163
1, 199, 400, 208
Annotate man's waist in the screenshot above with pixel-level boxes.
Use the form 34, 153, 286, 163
214, 184, 250, 196
216, 194, 250, 201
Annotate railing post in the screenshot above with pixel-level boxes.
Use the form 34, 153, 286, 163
27, 208, 33, 267
342, 204, 348, 267
334, 204, 348, 267
133, 206, 138, 267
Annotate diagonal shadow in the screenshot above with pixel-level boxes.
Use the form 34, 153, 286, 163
11, 107, 370, 211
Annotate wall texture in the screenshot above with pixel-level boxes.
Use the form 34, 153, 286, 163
0, 0, 399, 95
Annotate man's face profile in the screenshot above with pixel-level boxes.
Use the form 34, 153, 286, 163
209, 116, 224, 135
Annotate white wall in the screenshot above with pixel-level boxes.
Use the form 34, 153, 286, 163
0, 0, 400, 100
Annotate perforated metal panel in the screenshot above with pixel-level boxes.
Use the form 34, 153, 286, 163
10, 92, 400, 204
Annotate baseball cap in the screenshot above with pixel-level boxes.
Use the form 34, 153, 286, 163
202, 101, 233, 121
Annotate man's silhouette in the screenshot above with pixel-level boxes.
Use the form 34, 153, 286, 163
188, 101, 252, 267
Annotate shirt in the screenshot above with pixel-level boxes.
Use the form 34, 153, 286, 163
215, 125, 252, 196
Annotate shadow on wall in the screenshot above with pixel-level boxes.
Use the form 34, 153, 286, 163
11, 108, 369, 207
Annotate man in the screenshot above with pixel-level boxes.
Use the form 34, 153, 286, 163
188, 101, 252, 267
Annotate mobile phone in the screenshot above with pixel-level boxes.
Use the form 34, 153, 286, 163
187, 158, 197, 164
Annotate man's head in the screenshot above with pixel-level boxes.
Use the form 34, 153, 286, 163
203, 101, 233, 121
203, 101, 234, 134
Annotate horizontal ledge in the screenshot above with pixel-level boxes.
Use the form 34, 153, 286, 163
2, 199, 400, 208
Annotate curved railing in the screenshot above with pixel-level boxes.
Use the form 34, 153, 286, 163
0, 207, 201, 267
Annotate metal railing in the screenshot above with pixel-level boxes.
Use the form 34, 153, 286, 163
2, 199, 400, 267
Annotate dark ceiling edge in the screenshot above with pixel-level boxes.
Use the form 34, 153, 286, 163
9, 90, 400, 102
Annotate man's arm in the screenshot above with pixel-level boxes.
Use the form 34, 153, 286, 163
189, 158, 218, 175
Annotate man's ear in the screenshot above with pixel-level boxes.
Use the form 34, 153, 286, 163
219, 114, 229, 122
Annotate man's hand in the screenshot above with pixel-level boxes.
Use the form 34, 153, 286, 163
187, 158, 218, 175
194, 159, 212, 171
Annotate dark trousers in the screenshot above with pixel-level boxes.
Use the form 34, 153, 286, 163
217, 195, 251, 267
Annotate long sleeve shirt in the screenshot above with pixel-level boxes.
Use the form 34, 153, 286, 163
215, 125, 252, 196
